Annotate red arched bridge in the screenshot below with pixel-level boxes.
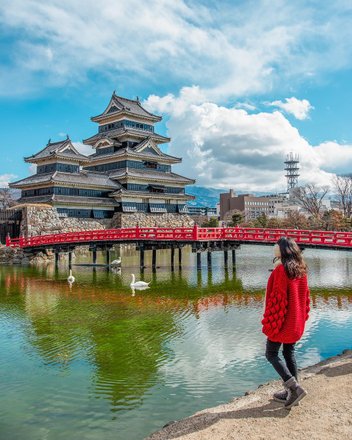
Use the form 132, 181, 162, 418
6, 225, 352, 249
6, 226, 352, 270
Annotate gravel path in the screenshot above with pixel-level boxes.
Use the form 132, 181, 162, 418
147, 350, 352, 440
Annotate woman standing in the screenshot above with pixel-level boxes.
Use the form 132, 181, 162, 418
262, 237, 310, 409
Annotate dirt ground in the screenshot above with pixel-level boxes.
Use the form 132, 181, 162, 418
147, 350, 352, 440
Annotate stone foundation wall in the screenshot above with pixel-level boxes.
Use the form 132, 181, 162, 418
0, 245, 55, 265
17, 205, 194, 237
0, 245, 28, 265
111, 212, 195, 228
21, 206, 110, 237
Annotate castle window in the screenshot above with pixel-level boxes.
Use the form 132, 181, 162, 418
150, 204, 167, 213
144, 161, 157, 169
98, 120, 154, 133
149, 184, 165, 193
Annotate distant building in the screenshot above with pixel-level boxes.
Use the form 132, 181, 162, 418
220, 189, 288, 221
10, 92, 195, 218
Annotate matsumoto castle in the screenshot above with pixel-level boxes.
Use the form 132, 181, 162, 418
10, 93, 195, 219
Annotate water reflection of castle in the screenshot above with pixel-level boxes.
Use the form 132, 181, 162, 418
1, 267, 351, 413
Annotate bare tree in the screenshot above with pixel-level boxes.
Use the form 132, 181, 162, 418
0, 188, 16, 210
332, 175, 352, 217
292, 184, 329, 219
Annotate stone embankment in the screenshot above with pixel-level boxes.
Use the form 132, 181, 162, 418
21, 205, 108, 237
148, 350, 352, 440
20, 205, 195, 237
1, 205, 195, 264
112, 212, 194, 228
0, 245, 55, 265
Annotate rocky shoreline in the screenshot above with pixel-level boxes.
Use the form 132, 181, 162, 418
147, 349, 352, 440
0, 244, 92, 265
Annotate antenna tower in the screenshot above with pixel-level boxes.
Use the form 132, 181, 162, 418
284, 152, 300, 192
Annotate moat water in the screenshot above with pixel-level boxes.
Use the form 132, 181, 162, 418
0, 246, 352, 440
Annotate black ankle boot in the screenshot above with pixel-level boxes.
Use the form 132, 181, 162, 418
284, 377, 307, 409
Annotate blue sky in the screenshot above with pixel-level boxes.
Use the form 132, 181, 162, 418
1, 0, 352, 191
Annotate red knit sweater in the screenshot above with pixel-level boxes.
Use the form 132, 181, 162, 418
262, 264, 310, 344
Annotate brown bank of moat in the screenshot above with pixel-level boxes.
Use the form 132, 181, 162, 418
147, 350, 352, 440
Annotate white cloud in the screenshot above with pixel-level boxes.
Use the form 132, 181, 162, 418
28, 164, 36, 175
73, 141, 93, 157
1, 1, 352, 98
144, 88, 352, 191
233, 102, 257, 112
160, 307, 264, 391
0, 174, 17, 187
268, 97, 313, 120
313, 141, 352, 174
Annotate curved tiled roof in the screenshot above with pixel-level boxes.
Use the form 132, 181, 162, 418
83, 127, 170, 145
10, 171, 121, 189
17, 194, 118, 207
87, 142, 181, 163
110, 188, 195, 201
109, 168, 195, 184
91, 92, 161, 122
24, 139, 89, 163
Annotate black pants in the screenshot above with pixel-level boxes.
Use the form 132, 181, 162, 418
265, 339, 298, 382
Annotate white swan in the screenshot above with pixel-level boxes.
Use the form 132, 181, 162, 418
131, 285, 149, 296
130, 274, 150, 288
67, 269, 75, 284
111, 266, 121, 274
110, 258, 121, 266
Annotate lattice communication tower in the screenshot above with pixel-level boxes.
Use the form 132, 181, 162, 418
284, 152, 300, 192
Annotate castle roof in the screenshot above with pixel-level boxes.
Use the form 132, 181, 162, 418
110, 188, 195, 201
87, 138, 181, 163
91, 92, 161, 123
24, 139, 90, 164
16, 195, 118, 207
10, 171, 120, 189
83, 127, 170, 146
109, 168, 195, 185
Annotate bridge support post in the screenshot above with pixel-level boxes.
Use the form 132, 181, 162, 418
105, 248, 110, 269
140, 248, 145, 270
207, 251, 212, 269
224, 250, 228, 267
68, 250, 72, 270
152, 249, 157, 272
232, 249, 236, 267
178, 248, 182, 268
207, 268, 212, 286
224, 266, 229, 282
197, 269, 202, 287
54, 250, 59, 268
171, 247, 175, 271
92, 249, 97, 265
196, 252, 201, 271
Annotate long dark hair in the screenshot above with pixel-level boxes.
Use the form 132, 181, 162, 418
277, 236, 307, 279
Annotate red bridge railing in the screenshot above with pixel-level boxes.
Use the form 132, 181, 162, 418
5, 226, 352, 249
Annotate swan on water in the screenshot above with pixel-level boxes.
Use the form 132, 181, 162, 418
130, 274, 150, 288
110, 257, 121, 266
67, 269, 75, 284
111, 266, 121, 274
131, 285, 149, 296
